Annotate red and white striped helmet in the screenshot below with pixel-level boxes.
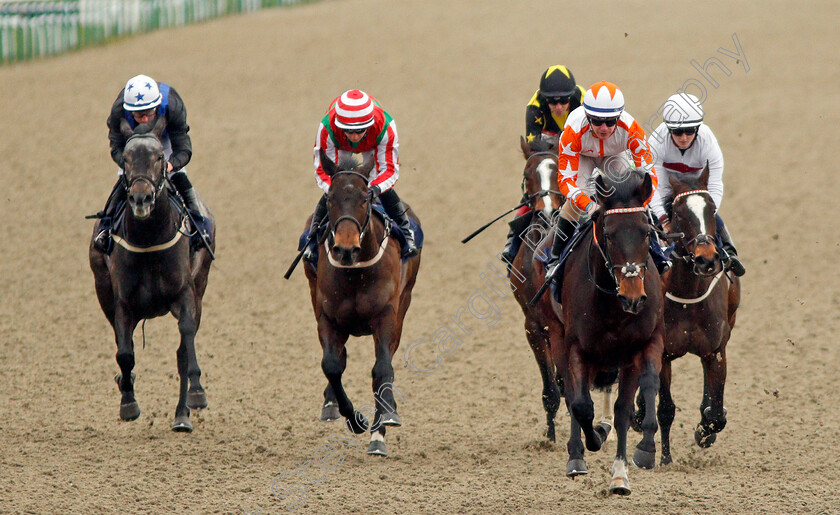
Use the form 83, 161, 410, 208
583, 81, 625, 118
334, 89, 376, 130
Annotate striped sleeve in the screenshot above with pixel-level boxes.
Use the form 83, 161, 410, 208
313, 121, 338, 193
370, 120, 400, 192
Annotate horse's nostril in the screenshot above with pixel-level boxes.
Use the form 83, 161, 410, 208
332, 246, 341, 255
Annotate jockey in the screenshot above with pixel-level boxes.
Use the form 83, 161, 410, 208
501, 65, 584, 263
648, 93, 745, 276
93, 74, 211, 253
303, 89, 419, 262
547, 81, 671, 278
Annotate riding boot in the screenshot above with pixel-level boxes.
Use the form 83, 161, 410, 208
716, 214, 745, 277
303, 195, 328, 263
546, 217, 577, 282
649, 231, 672, 274
501, 194, 531, 264
380, 188, 419, 258
93, 179, 127, 253
170, 171, 213, 247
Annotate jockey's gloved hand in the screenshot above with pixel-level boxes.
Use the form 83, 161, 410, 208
369, 185, 382, 198
579, 201, 598, 223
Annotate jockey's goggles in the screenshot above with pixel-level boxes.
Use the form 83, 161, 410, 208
587, 116, 619, 127
545, 95, 572, 105
343, 128, 368, 135
668, 126, 698, 136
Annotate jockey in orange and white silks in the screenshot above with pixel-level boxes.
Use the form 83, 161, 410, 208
546, 81, 671, 279
647, 93, 744, 276
304, 89, 418, 262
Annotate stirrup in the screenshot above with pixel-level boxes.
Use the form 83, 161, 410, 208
725, 256, 745, 277
94, 229, 112, 253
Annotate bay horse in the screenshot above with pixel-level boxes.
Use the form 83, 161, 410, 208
304, 150, 421, 457
551, 167, 664, 495
634, 165, 740, 464
89, 115, 215, 432
509, 137, 615, 443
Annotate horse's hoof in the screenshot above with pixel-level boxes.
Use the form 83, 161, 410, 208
632, 446, 656, 470
346, 411, 369, 435
119, 401, 141, 421
595, 421, 612, 443
695, 426, 717, 448
320, 403, 340, 422
566, 459, 588, 477
609, 476, 632, 495
172, 415, 193, 432
367, 440, 387, 456
379, 411, 401, 427
186, 390, 208, 410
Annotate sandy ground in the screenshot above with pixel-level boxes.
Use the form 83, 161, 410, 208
1, 0, 839, 513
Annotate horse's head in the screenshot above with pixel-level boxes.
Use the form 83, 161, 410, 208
120, 116, 167, 220
320, 149, 375, 266
594, 162, 653, 314
668, 164, 720, 275
519, 136, 562, 221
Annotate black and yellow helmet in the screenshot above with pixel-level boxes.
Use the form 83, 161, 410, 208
539, 65, 577, 97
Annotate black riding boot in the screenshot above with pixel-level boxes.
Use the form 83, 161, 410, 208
546, 217, 577, 278
93, 179, 127, 253
380, 188, 419, 258
501, 193, 530, 263
303, 194, 328, 263
716, 214, 745, 277
170, 171, 212, 247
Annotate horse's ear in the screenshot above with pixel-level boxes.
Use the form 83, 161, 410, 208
520, 136, 530, 158
595, 173, 608, 204
119, 118, 134, 139
699, 161, 710, 188
639, 172, 653, 204
319, 149, 337, 177
152, 113, 167, 139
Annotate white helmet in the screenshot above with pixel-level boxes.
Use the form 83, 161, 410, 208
123, 74, 162, 112
663, 93, 703, 129
583, 81, 624, 118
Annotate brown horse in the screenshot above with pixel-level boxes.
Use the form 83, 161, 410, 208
635, 166, 740, 464
304, 150, 421, 457
550, 168, 664, 495
89, 116, 215, 432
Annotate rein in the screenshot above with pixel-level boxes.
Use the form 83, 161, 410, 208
665, 269, 728, 304
326, 170, 390, 269
113, 216, 189, 253
669, 189, 720, 276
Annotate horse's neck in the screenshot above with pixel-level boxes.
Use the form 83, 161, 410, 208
123, 192, 179, 246
669, 243, 714, 295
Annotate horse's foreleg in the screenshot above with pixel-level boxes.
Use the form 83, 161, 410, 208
610, 368, 638, 495
368, 309, 403, 456
658, 360, 676, 465
632, 344, 662, 470
114, 305, 140, 421
526, 319, 561, 442
319, 316, 367, 435
696, 347, 727, 448
565, 349, 601, 453
171, 294, 205, 432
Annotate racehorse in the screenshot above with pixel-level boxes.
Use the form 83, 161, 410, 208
89, 115, 215, 432
634, 165, 740, 464
551, 167, 664, 495
304, 150, 421, 457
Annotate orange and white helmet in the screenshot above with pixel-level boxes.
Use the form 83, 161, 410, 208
123, 74, 162, 112
663, 93, 704, 129
583, 81, 624, 118
334, 89, 376, 130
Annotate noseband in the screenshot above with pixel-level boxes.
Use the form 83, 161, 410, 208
590, 206, 649, 294
123, 134, 167, 203
328, 170, 373, 244
670, 189, 720, 276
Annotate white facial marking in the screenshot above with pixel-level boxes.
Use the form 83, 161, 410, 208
685, 195, 708, 235
537, 158, 554, 216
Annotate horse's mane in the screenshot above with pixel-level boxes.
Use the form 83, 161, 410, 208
599, 167, 646, 203
336, 153, 374, 175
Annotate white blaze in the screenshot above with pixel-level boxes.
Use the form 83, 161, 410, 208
537, 158, 554, 216
686, 195, 708, 235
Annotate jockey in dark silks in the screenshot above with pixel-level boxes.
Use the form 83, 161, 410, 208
502, 65, 585, 263
93, 74, 211, 253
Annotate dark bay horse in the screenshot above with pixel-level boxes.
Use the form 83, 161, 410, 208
89, 116, 215, 432
509, 137, 615, 442
551, 169, 664, 495
635, 166, 740, 464
304, 150, 421, 457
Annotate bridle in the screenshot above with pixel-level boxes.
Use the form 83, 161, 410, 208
668, 189, 721, 276
328, 170, 374, 245
589, 206, 649, 295
521, 150, 563, 220
123, 133, 167, 204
